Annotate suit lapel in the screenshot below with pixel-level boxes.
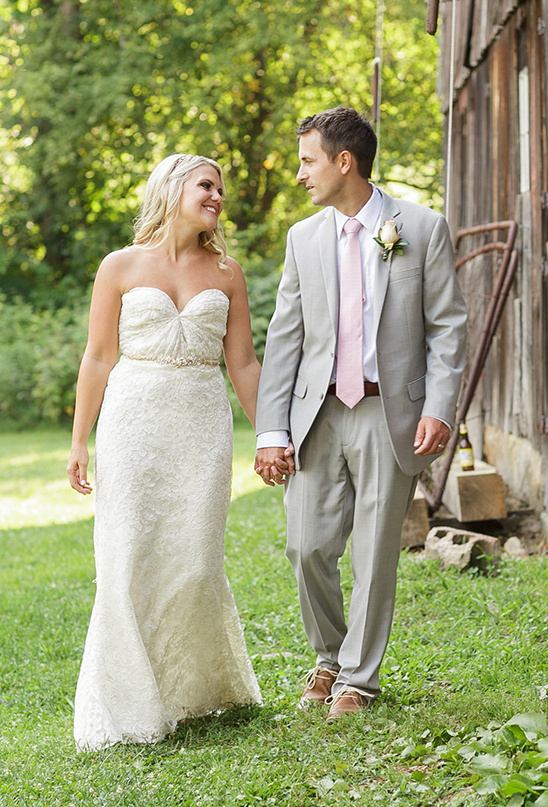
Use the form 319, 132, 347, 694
318, 208, 339, 334
372, 191, 402, 333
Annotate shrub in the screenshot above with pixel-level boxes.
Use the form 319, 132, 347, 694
0, 294, 88, 429
0, 256, 281, 429
246, 270, 281, 362
31, 306, 89, 423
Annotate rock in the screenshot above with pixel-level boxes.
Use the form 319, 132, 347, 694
424, 526, 502, 571
503, 536, 528, 558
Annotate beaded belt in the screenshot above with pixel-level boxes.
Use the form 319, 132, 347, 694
123, 354, 220, 368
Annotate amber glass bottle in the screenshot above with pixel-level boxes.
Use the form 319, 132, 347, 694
458, 423, 475, 471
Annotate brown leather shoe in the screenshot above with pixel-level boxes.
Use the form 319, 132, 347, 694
298, 666, 338, 709
326, 688, 370, 721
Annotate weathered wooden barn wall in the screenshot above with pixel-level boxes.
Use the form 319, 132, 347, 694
439, 0, 548, 512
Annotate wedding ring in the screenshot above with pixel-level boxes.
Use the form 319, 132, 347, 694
437, 443, 445, 449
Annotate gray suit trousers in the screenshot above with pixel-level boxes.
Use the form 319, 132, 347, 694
284, 394, 417, 698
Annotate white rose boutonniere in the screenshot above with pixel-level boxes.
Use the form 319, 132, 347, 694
374, 220, 409, 261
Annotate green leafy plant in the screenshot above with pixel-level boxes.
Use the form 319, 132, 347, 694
390, 713, 548, 805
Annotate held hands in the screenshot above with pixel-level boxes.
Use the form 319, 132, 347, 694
254, 443, 296, 486
254, 419, 447, 482
413, 416, 450, 456
67, 447, 93, 495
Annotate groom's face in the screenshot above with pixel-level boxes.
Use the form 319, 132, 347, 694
296, 129, 344, 208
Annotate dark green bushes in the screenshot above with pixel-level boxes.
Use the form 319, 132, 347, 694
0, 293, 89, 429
0, 265, 279, 429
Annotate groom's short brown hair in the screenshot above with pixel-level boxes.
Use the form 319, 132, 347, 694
296, 107, 377, 180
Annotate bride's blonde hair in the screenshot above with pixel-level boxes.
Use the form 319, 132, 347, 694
133, 154, 229, 268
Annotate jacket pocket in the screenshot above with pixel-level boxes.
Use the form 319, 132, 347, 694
389, 265, 421, 282
292, 375, 308, 399
407, 375, 425, 401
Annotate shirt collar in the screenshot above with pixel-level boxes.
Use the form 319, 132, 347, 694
333, 185, 383, 239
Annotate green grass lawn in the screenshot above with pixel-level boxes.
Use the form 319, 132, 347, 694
2, 424, 548, 806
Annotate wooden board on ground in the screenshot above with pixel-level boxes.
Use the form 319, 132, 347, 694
401, 488, 430, 548
442, 459, 507, 522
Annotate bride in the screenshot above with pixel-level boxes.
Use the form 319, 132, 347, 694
67, 153, 287, 750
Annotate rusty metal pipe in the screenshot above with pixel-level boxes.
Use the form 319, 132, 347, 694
478, 249, 518, 371
426, 0, 440, 35
419, 222, 518, 513
455, 243, 509, 269
461, 246, 516, 404
454, 221, 517, 248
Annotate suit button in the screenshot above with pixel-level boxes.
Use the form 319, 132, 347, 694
320, 393, 324, 400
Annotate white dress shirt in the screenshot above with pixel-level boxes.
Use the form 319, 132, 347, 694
332, 186, 383, 384
257, 186, 383, 450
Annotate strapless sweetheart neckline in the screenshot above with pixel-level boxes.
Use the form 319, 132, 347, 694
122, 286, 229, 315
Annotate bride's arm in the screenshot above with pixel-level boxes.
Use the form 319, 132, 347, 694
222, 258, 262, 428
67, 254, 124, 494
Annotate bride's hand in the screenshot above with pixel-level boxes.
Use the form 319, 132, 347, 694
67, 447, 93, 495
274, 442, 295, 477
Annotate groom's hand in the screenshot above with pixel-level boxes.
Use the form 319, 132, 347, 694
413, 416, 450, 456
255, 445, 295, 486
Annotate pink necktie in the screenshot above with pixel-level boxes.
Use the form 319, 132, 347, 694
336, 218, 365, 408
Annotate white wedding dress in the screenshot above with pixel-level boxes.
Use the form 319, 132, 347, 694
74, 286, 261, 751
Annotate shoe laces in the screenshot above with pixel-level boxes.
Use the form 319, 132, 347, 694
325, 687, 368, 707
302, 666, 338, 690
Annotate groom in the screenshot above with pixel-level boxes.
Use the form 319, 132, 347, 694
254, 107, 467, 721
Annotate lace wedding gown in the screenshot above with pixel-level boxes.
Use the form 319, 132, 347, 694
74, 286, 261, 751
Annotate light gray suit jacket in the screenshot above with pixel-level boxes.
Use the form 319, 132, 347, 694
256, 190, 467, 476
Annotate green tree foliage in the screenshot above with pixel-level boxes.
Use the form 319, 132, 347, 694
0, 0, 443, 424
0, 292, 88, 427
1, 0, 443, 303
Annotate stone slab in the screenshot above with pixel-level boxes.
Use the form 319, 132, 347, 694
424, 526, 502, 571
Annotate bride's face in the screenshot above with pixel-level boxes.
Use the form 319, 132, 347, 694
178, 165, 224, 232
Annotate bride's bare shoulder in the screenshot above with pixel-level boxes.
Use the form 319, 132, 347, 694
99, 245, 143, 270
94, 246, 152, 287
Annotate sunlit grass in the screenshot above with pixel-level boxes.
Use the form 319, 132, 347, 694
230, 421, 266, 499
2, 425, 548, 805
0, 429, 94, 528
0, 422, 263, 529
